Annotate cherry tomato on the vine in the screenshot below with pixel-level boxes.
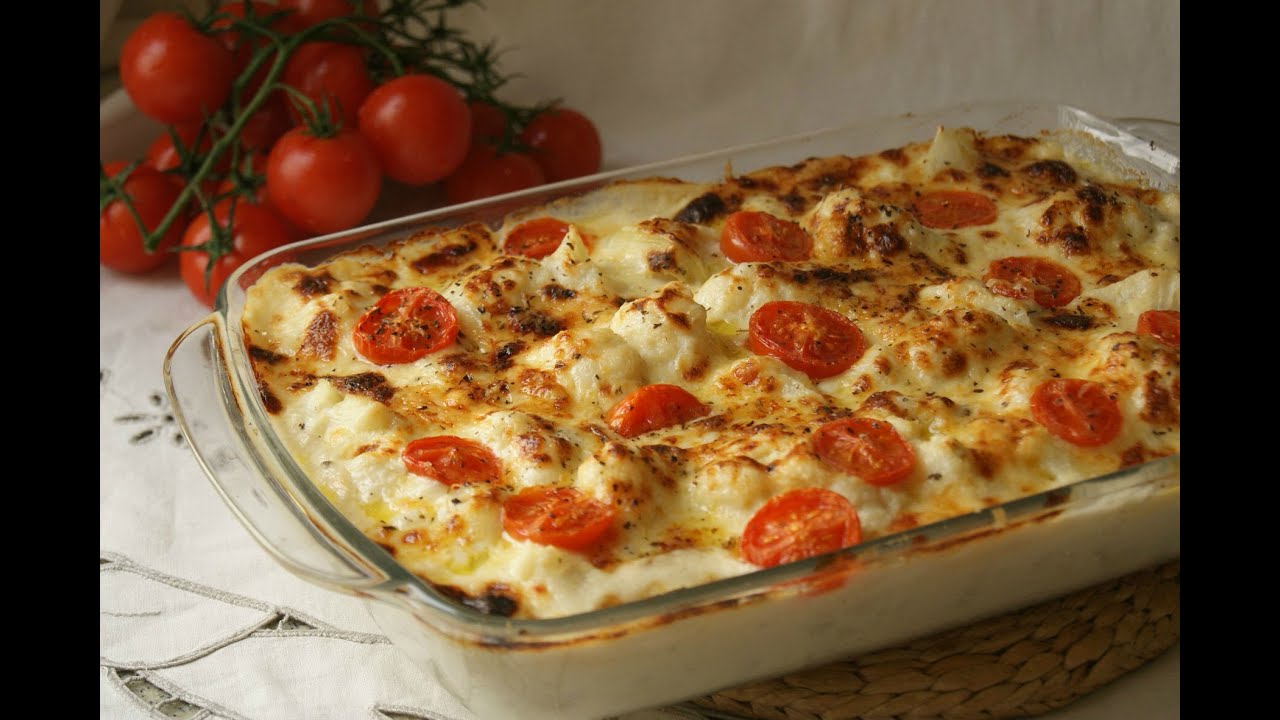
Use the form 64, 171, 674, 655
282, 41, 373, 127
444, 143, 545, 205
468, 100, 507, 143
266, 126, 382, 235
101, 162, 186, 274
518, 107, 602, 182
179, 197, 294, 307
278, 0, 379, 33
121, 12, 236, 125
358, 74, 472, 185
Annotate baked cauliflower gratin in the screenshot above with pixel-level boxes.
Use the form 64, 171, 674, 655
241, 127, 1180, 619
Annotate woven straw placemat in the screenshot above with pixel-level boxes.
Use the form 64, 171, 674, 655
691, 560, 1179, 720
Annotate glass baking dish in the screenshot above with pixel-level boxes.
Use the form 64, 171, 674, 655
163, 101, 1180, 720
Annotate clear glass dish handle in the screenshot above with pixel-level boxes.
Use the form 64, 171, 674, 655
164, 315, 383, 592
1109, 116, 1180, 156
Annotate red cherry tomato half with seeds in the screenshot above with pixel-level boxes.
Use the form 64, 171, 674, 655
748, 301, 867, 380
101, 163, 186, 274
914, 190, 998, 229
813, 417, 917, 487
983, 256, 1082, 308
504, 217, 572, 259
120, 12, 236, 125
1136, 310, 1180, 347
605, 384, 709, 438
352, 287, 459, 364
501, 487, 617, 552
1030, 378, 1123, 447
518, 107, 603, 182
741, 488, 862, 568
720, 210, 812, 263
358, 74, 471, 185
179, 198, 294, 307
266, 126, 382, 235
444, 144, 545, 205
401, 436, 500, 486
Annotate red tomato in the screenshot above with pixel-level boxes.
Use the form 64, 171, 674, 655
278, 0, 379, 32
983, 256, 1082, 308
605, 384, 709, 439
282, 41, 373, 127
238, 92, 294, 152
179, 198, 294, 307
444, 144, 545, 205
145, 124, 214, 174
1136, 310, 1180, 347
720, 210, 812, 263
501, 487, 617, 552
266, 126, 382, 234
503, 217, 572, 259
914, 190, 998, 229
352, 287, 459, 364
120, 12, 236, 125
468, 100, 507, 142
1030, 378, 1123, 447
357, 75, 472, 185
401, 436, 500, 486
813, 417, 917, 487
518, 107, 602, 182
741, 488, 862, 568
748, 301, 867, 380
101, 162, 186, 274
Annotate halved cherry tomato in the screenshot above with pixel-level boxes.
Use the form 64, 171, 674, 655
501, 486, 617, 552
605, 384, 709, 439
914, 190, 998, 229
748, 301, 867, 380
983, 256, 1082, 308
504, 217, 571, 259
1136, 310, 1180, 347
1030, 378, 1123, 447
813, 417, 917, 487
518, 107, 602, 182
352, 287, 459, 364
741, 488, 862, 568
402, 436, 500, 486
720, 210, 812, 263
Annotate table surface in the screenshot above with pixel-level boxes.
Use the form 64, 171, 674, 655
100, 3, 1179, 718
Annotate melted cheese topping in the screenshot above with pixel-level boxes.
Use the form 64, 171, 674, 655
242, 127, 1180, 619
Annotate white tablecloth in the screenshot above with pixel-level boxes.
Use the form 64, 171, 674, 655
100, 2, 1179, 718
